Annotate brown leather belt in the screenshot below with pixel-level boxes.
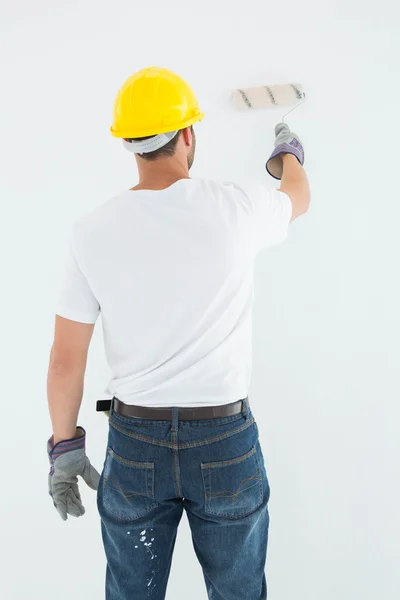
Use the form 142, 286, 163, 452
110, 397, 247, 421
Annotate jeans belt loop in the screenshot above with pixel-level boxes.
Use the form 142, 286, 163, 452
242, 397, 250, 420
171, 407, 179, 431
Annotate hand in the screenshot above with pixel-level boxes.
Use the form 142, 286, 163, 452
48, 427, 100, 521
266, 123, 305, 180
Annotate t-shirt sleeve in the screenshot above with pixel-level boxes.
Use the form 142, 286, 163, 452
56, 237, 100, 324
235, 184, 292, 253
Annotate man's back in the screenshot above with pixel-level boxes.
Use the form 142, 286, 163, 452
47, 67, 310, 599
58, 178, 292, 406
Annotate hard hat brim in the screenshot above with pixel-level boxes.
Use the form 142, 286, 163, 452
110, 113, 205, 139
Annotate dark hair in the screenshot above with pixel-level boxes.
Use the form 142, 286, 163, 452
127, 131, 181, 161
127, 126, 193, 161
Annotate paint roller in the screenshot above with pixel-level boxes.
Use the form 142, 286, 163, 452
232, 83, 305, 112
232, 83, 306, 178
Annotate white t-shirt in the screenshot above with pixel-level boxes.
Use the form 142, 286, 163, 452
57, 179, 292, 407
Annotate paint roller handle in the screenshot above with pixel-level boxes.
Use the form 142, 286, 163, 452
266, 123, 305, 180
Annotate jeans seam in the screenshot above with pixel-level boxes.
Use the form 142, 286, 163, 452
108, 447, 154, 469
180, 418, 254, 448
180, 413, 244, 428
172, 431, 183, 497
109, 416, 255, 449
201, 446, 256, 469
110, 410, 245, 428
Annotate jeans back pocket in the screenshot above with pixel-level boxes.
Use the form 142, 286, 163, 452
101, 447, 158, 522
201, 446, 263, 519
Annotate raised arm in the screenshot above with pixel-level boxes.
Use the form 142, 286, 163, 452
266, 122, 310, 221
280, 154, 310, 221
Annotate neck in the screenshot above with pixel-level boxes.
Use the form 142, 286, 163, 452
132, 158, 190, 191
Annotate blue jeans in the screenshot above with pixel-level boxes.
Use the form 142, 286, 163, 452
97, 400, 270, 599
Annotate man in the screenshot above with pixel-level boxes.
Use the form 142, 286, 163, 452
47, 66, 310, 600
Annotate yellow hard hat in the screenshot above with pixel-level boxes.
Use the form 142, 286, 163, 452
110, 67, 205, 138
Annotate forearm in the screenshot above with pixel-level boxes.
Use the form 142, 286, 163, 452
47, 353, 85, 445
280, 154, 310, 221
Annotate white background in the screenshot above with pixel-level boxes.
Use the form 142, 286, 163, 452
1, 0, 399, 598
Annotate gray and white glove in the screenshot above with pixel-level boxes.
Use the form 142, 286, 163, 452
266, 123, 305, 180
47, 427, 100, 521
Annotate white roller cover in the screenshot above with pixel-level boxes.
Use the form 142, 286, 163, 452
232, 84, 305, 110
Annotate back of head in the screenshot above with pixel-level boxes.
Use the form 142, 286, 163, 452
110, 67, 203, 170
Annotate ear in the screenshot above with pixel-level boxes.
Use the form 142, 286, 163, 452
181, 127, 193, 147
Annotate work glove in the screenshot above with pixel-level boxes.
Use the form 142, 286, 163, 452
266, 123, 305, 180
47, 426, 100, 521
